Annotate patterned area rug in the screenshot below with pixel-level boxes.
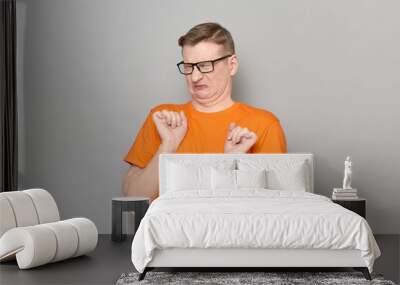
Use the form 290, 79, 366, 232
116, 271, 396, 285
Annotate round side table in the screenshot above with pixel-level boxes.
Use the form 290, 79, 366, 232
111, 197, 149, 242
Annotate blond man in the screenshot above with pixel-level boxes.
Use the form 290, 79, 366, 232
123, 22, 287, 202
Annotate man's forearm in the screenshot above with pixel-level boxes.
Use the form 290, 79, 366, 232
123, 144, 174, 202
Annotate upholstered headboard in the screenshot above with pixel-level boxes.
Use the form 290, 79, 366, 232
159, 153, 314, 195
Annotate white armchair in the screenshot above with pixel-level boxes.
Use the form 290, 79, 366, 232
0, 188, 98, 269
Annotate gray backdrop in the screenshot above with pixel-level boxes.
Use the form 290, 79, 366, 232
16, 0, 400, 234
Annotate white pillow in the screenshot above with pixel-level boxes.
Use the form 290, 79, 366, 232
211, 168, 268, 190
237, 169, 267, 188
266, 162, 307, 191
237, 159, 309, 191
166, 162, 211, 191
211, 168, 236, 190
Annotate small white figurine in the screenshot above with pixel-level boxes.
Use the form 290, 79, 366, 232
342, 156, 353, 189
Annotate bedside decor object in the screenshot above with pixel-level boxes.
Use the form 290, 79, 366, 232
332, 156, 358, 200
112, 197, 149, 242
0, 189, 98, 269
332, 188, 358, 200
343, 156, 353, 189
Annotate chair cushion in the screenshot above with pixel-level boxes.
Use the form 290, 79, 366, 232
0, 196, 16, 237
0, 191, 40, 227
23, 189, 60, 223
0, 189, 60, 238
0, 218, 97, 269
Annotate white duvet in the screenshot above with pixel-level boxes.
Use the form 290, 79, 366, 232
131, 189, 381, 273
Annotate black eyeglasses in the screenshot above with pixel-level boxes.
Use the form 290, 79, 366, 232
177, 54, 232, 75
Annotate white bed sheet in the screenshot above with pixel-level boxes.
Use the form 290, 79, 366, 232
131, 189, 380, 273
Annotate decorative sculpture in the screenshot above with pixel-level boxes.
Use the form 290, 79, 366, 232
342, 156, 353, 190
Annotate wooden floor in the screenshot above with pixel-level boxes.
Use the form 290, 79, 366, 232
0, 234, 398, 285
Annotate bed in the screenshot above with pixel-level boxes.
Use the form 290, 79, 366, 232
130, 153, 381, 281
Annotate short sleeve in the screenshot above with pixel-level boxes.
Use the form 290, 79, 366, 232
123, 109, 161, 168
251, 120, 287, 153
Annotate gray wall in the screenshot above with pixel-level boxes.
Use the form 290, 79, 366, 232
17, 0, 400, 234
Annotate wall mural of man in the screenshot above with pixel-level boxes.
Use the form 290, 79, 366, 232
123, 22, 287, 202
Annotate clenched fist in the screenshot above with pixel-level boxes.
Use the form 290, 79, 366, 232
224, 122, 257, 154
152, 109, 188, 152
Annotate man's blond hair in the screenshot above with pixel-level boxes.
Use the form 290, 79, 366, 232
178, 22, 235, 54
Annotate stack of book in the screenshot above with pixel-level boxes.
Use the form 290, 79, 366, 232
332, 188, 358, 200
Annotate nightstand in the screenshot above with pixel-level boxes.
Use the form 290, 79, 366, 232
111, 197, 149, 242
332, 197, 366, 218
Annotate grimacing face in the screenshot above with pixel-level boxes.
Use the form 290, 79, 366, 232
182, 41, 238, 105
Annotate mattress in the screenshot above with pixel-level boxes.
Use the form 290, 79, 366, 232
131, 189, 381, 273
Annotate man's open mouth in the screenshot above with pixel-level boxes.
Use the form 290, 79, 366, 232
194, 85, 207, 90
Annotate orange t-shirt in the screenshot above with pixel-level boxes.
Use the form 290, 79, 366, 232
123, 101, 287, 168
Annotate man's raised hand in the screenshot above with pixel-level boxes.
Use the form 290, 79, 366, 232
152, 110, 188, 152
224, 122, 257, 154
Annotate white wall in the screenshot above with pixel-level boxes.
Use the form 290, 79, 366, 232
17, 0, 400, 234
